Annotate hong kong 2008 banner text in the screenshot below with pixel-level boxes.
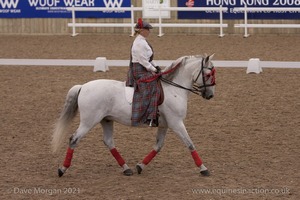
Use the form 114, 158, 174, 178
0, 0, 131, 18
178, 0, 300, 19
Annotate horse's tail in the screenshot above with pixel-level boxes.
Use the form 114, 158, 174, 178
52, 85, 82, 153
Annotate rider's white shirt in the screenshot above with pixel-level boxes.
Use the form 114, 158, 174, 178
131, 34, 157, 72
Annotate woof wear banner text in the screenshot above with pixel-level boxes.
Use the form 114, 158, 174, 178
178, 0, 300, 19
0, 0, 131, 18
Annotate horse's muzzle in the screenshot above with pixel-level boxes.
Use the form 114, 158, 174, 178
205, 94, 214, 100
202, 94, 214, 100
201, 91, 214, 100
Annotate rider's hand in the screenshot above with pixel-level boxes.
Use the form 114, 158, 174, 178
155, 66, 161, 74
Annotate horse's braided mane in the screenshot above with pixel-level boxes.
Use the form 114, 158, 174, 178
162, 55, 204, 80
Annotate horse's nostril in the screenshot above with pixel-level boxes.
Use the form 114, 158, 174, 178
207, 95, 213, 99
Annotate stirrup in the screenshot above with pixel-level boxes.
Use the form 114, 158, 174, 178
148, 119, 158, 127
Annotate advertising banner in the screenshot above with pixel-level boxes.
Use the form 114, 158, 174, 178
142, 0, 170, 19
178, 0, 300, 19
0, 0, 131, 18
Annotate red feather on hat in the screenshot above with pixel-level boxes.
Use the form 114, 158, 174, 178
138, 18, 143, 29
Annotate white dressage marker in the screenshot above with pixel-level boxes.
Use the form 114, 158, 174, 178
247, 58, 262, 74
94, 57, 109, 72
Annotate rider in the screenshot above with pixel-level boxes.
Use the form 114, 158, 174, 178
126, 18, 161, 127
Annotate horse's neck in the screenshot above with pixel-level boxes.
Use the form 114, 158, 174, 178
175, 58, 199, 88
165, 57, 200, 97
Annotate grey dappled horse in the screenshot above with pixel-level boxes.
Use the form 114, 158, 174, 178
52, 54, 216, 177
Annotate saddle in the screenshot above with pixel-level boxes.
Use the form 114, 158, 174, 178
124, 80, 164, 105
124, 58, 184, 105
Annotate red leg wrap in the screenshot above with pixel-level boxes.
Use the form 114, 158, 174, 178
110, 148, 125, 167
191, 150, 202, 167
142, 150, 157, 165
63, 147, 74, 168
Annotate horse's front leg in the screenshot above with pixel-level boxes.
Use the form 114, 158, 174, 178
136, 127, 168, 174
101, 119, 133, 176
169, 120, 210, 176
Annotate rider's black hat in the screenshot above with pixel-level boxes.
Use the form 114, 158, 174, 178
135, 18, 153, 30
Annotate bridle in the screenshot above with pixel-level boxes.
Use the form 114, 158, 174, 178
160, 58, 216, 96
194, 58, 216, 95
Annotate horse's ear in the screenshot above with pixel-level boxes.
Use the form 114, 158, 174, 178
209, 53, 215, 61
204, 53, 209, 63
204, 53, 215, 64
204, 53, 215, 63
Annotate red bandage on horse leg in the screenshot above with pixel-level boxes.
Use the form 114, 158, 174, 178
63, 147, 74, 168
110, 148, 125, 167
191, 150, 202, 167
142, 150, 157, 165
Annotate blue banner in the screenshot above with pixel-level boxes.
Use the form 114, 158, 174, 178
0, 0, 131, 18
178, 0, 300, 19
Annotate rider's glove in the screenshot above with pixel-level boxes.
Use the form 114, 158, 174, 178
155, 66, 161, 74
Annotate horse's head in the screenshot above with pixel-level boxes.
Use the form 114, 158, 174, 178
161, 54, 216, 99
193, 54, 216, 100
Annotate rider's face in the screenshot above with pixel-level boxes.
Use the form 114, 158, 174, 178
140, 29, 150, 37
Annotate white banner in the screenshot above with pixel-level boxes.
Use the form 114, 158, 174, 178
142, 0, 170, 19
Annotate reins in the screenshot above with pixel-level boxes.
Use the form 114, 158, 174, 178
160, 77, 202, 95
138, 57, 215, 96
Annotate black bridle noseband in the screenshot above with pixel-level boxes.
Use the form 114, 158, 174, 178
160, 58, 215, 96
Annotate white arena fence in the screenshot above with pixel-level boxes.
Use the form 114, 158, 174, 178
67, 5, 300, 37
66, 5, 228, 37
0, 59, 299, 74
233, 6, 300, 37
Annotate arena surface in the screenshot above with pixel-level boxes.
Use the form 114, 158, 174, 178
0, 34, 299, 200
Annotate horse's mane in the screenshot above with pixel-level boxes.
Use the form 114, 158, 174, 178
162, 55, 204, 81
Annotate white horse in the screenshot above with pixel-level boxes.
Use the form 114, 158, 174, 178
52, 54, 216, 177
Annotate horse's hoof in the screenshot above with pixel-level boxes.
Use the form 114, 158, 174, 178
58, 168, 65, 177
136, 164, 143, 174
200, 170, 210, 176
123, 169, 133, 176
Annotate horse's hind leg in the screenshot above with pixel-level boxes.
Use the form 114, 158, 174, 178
58, 124, 92, 177
136, 127, 168, 174
101, 119, 133, 176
